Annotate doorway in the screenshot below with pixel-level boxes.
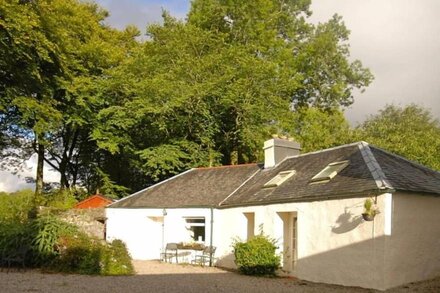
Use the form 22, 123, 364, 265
277, 212, 297, 273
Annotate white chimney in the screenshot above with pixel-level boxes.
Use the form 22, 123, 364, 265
263, 138, 300, 168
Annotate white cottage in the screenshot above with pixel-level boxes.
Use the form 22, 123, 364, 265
106, 139, 440, 290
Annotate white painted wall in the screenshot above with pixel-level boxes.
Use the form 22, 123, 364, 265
106, 208, 213, 260
213, 194, 390, 290
384, 192, 440, 289
106, 192, 439, 290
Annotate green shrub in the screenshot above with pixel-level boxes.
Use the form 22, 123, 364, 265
31, 215, 77, 265
51, 235, 134, 275
41, 189, 78, 210
52, 233, 102, 274
0, 189, 34, 223
0, 206, 133, 275
233, 235, 280, 276
0, 221, 33, 264
101, 239, 134, 275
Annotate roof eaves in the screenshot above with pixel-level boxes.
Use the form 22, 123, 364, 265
107, 168, 196, 208
358, 141, 393, 190
218, 188, 396, 209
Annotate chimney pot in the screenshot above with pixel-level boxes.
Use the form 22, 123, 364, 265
263, 138, 300, 168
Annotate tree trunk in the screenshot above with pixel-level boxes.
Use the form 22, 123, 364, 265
29, 139, 44, 219
35, 141, 44, 197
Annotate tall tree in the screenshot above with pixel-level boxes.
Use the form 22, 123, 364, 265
0, 0, 138, 197
357, 104, 440, 171
93, 1, 372, 189
0, 0, 64, 196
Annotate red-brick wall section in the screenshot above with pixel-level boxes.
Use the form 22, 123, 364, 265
75, 194, 114, 209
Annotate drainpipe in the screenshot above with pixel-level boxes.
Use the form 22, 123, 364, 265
162, 208, 167, 254
209, 207, 214, 267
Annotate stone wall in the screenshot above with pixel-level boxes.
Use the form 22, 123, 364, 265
59, 208, 106, 240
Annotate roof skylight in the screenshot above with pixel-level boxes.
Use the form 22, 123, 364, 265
264, 170, 296, 188
310, 160, 349, 183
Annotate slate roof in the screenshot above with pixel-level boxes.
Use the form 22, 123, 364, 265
110, 164, 260, 208
109, 142, 440, 209
370, 147, 440, 195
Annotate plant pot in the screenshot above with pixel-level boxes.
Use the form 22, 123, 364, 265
362, 213, 375, 221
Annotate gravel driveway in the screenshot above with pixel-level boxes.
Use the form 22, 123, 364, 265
1, 260, 439, 292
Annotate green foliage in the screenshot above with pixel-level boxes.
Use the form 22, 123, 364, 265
0, 211, 133, 275
233, 234, 280, 276
101, 239, 134, 275
291, 107, 353, 152
0, 0, 139, 195
1, 0, 373, 195
0, 189, 34, 223
40, 189, 78, 209
52, 232, 102, 274
363, 198, 379, 218
53, 236, 134, 275
0, 221, 33, 263
356, 104, 440, 171
92, 0, 371, 188
31, 215, 77, 264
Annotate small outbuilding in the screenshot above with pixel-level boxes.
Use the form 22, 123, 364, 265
106, 138, 440, 290
75, 194, 114, 209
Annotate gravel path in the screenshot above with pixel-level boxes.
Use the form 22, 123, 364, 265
0, 261, 439, 292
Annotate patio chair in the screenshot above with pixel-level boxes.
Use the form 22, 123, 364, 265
160, 243, 179, 263
192, 246, 216, 267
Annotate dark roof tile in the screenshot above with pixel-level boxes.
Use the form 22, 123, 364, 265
110, 164, 260, 208
110, 142, 440, 209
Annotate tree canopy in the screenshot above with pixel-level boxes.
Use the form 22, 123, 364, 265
356, 104, 440, 171
11, 0, 437, 199
92, 1, 372, 187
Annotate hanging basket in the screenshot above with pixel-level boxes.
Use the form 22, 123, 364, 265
362, 213, 375, 221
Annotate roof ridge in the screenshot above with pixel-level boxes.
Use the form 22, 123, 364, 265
270, 141, 364, 168
369, 144, 440, 175
357, 142, 393, 190
107, 168, 195, 208
196, 163, 258, 170
218, 168, 261, 206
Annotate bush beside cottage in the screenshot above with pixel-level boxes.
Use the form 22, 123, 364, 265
0, 190, 133, 275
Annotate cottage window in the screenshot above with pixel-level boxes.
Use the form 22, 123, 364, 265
310, 160, 349, 183
185, 217, 205, 242
264, 170, 296, 188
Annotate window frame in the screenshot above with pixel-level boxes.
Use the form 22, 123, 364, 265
263, 170, 296, 188
310, 160, 350, 183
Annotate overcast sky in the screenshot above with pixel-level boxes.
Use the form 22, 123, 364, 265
2, 0, 439, 192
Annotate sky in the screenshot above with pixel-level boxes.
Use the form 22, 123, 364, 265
1, 0, 439, 192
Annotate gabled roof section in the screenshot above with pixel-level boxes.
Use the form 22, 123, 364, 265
369, 146, 440, 195
221, 142, 440, 207
110, 142, 440, 209
221, 143, 380, 207
75, 194, 114, 209
109, 164, 261, 208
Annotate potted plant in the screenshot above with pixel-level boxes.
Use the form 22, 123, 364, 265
362, 198, 380, 221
